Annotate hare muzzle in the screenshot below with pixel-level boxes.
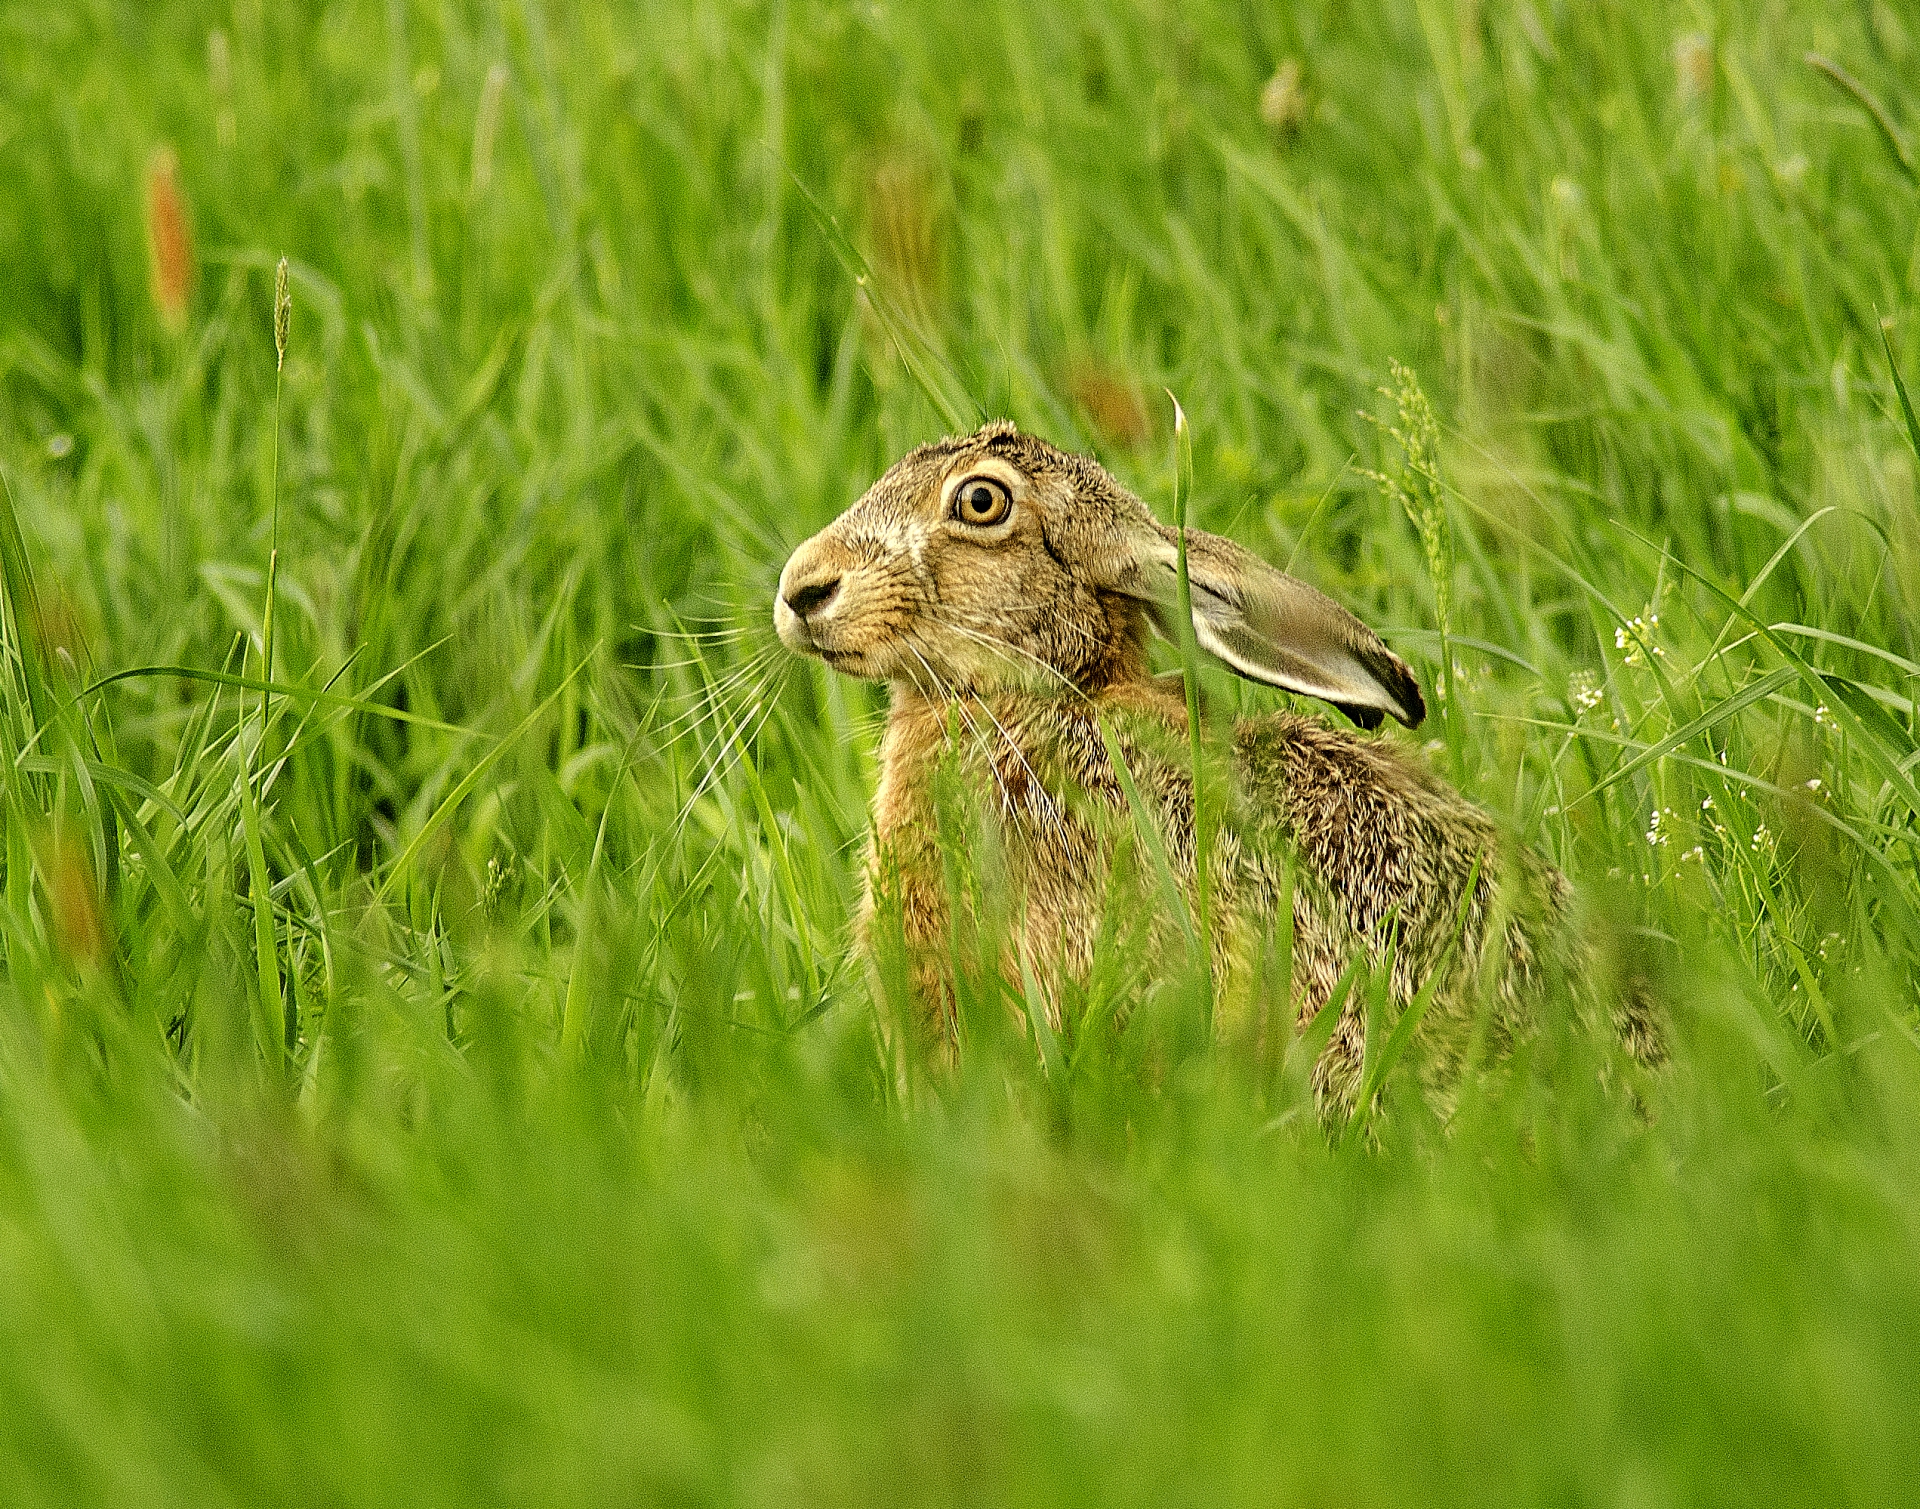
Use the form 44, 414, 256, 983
775, 534, 853, 659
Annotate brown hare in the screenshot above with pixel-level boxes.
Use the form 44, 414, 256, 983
774, 420, 1570, 1107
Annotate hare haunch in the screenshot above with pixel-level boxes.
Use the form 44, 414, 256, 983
775, 421, 1569, 1105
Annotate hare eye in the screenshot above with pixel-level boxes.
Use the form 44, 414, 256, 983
953, 476, 1012, 527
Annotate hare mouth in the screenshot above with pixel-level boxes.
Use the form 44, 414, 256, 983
781, 624, 867, 673
785, 624, 857, 666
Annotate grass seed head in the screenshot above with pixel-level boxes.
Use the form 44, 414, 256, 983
1674, 32, 1713, 102
1068, 360, 1152, 450
471, 62, 509, 197
273, 256, 290, 370
1362, 361, 1453, 635
144, 146, 194, 335
1260, 58, 1308, 138
209, 29, 235, 148
35, 824, 105, 971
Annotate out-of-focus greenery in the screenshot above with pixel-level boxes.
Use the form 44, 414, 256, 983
2, 2, 1918, 1503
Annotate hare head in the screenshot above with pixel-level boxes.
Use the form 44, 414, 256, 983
775, 420, 1425, 729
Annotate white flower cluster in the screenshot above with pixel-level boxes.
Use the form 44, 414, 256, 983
1699, 795, 1730, 847
1614, 612, 1665, 668
1568, 669, 1605, 714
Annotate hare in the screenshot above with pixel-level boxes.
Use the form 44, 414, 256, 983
774, 420, 1571, 1107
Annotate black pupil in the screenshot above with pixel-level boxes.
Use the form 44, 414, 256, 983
966, 484, 997, 519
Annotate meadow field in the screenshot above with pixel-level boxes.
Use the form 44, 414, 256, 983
3, 1, 1920, 1503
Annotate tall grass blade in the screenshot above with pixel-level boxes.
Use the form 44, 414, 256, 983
1165, 391, 1213, 1027
1883, 322, 1920, 461
790, 170, 979, 434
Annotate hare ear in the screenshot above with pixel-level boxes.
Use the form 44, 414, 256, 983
1128, 527, 1426, 730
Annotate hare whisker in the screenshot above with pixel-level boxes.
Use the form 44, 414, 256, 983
906, 635, 1068, 839
922, 628, 1102, 841
651, 615, 760, 634
652, 610, 756, 629
667, 661, 791, 842
673, 608, 759, 624
905, 641, 1017, 818
640, 650, 767, 672
911, 629, 1069, 825
645, 645, 784, 747
938, 599, 1105, 652
648, 622, 760, 645
926, 611, 1097, 708
965, 683, 1069, 837
646, 651, 783, 777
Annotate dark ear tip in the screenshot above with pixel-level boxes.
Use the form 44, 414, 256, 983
1369, 649, 1426, 729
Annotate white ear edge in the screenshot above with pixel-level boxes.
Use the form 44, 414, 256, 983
1189, 615, 1415, 724
1139, 532, 1425, 730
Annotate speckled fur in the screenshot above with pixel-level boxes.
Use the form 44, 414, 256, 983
775, 422, 1572, 1110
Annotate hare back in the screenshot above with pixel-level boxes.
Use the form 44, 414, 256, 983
1232, 711, 1569, 1102
1233, 712, 1513, 988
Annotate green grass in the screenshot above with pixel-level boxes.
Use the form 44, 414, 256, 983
3, 0, 1919, 1502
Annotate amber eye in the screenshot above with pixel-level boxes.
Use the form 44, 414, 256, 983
952, 476, 1012, 527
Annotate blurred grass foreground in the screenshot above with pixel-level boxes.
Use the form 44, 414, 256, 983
3, 2, 1920, 1504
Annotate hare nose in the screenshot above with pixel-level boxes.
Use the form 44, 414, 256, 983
783, 573, 841, 619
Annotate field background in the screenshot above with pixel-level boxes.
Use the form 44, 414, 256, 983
4, 1, 1920, 1504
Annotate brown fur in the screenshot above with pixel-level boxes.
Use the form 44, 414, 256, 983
775, 422, 1569, 1109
